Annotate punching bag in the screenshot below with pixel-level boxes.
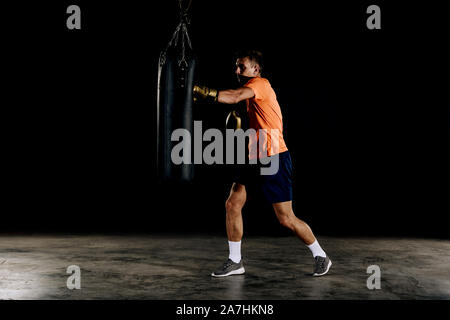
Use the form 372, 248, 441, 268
157, 4, 195, 183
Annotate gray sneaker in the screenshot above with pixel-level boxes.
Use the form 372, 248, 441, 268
313, 256, 332, 276
211, 259, 245, 277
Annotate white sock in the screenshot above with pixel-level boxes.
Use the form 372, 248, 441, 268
307, 240, 326, 258
228, 240, 241, 263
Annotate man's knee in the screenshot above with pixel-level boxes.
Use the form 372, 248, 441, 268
225, 198, 244, 214
277, 213, 294, 230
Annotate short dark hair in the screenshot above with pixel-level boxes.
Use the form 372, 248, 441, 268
235, 49, 264, 72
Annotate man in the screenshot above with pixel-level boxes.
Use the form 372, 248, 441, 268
193, 50, 332, 277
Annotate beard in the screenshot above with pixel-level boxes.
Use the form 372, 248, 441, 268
237, 74, 253, 85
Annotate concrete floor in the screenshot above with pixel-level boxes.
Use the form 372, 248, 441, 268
0, 234, 449, 300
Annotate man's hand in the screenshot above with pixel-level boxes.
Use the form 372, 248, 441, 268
193, 85, 218, 102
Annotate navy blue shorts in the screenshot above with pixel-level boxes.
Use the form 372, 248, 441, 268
233, 151, 293, 203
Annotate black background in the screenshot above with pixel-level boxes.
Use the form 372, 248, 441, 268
2, 1, 447, 237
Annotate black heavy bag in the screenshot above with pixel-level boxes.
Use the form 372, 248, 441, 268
157, 13, 195, 183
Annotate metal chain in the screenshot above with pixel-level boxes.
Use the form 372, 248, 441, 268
163, 0, 193, 67
179, 0, 192, 13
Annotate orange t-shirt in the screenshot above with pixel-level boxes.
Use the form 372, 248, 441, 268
244, 77, 288, 159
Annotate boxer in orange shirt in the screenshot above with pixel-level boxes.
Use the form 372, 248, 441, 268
193, 50, 332, 277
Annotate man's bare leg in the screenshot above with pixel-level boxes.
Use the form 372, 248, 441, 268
272, 201, 316, 245
225, 183, 247, 242
273, 200, 332, 276
211, 183, 247, 277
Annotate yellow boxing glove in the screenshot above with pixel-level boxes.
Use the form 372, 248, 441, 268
193, 85, 218, 102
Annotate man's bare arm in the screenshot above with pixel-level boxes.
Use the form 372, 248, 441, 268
218, 87, 255, 104
193, 85, 254, 104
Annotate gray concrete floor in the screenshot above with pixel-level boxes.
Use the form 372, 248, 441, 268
0, 235, 449, 300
